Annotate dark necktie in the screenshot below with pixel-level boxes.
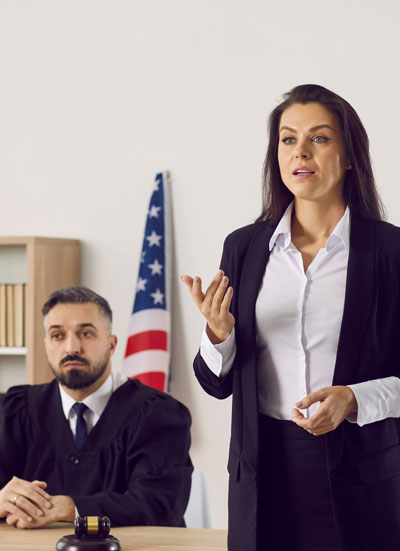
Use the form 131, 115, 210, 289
73, 402, 88, 449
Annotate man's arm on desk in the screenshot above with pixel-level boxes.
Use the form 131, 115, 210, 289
0, 476, 73, 528
0, 477, 75, 528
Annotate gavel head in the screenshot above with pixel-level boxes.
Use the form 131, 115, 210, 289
74, 516, 111, 539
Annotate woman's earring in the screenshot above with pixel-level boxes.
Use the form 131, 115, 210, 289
347, 164, 352, 170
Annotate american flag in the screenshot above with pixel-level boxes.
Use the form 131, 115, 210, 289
123, 172, 171, 392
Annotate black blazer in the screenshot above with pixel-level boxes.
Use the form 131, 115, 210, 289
194, 214, 400, 551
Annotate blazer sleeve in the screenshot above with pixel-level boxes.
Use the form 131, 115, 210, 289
193, 232, 239, 400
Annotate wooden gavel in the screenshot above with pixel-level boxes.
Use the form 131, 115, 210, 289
75, 515, 111, 539
56, 516, 121, 550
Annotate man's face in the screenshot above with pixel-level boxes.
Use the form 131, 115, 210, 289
44, 302, 117, 390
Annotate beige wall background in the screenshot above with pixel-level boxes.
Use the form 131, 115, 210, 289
1, 0, 399, 528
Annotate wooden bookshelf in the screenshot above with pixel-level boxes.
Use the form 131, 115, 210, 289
0, 237, 80, 388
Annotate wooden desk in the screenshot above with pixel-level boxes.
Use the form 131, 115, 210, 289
0, 523, 228, 550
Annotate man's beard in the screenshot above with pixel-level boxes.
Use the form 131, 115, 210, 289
50, 353, 109, 389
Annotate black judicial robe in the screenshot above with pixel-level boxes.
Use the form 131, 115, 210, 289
194, 215, 400, 551
0, 378, 193, 527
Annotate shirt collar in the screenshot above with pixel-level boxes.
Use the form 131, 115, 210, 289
328, 206, 350, 251
269, 202, 294, 251
269, 201, 350, 252
59, 372, 114, 419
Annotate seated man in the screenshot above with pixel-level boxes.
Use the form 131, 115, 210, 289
0, 286, 192, 529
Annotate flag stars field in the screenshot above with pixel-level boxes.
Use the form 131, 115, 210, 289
149, 205, 161, 218
146, 231, 162, 247
150, 289, 164, 305
137, 277, 148, 292
148, 259, 163, 275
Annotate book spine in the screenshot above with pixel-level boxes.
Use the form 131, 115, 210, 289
0, 284, 6, 347
6, 284, 15, 347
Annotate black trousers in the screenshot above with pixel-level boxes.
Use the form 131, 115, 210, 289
258, 414, 341, 551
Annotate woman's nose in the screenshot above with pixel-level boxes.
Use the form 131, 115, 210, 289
294, 140, 311, 159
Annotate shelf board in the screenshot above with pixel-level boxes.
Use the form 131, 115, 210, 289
0, 347, 27, 355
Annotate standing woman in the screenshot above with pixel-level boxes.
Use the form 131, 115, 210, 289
182, 84, 400, 551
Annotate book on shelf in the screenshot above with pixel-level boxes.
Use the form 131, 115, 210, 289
0, 283, 26, 348
14, 284, 25, 347
6, 284, 14, 347
0, 284, 6, 346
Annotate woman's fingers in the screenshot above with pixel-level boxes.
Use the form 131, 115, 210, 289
182, 271, 225, 310
180, 275, 194, 291
211, 275, 229, 310
181, 270, 235, 339
219, 285, 234, 317
203, 270, 224, 309
192, 277, 205, 305
181, 275, 205, 305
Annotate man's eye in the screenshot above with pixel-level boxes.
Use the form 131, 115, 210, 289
312, 135, 329, 143
81, 331, 93, 337
282, 137, 295, 145
51, 333, 63, 340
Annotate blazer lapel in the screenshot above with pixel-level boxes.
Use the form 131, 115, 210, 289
332, 216, 376, 385
236, 222, 274, 467
237, 222, 275, 343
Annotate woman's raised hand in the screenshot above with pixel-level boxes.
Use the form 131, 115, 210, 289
181, 270, 235, 344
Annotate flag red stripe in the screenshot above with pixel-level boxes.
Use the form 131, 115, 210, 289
125, 330, 168, 356
131, 371, 167, 392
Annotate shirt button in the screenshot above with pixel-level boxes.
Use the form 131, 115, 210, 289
70, 455, 80, 465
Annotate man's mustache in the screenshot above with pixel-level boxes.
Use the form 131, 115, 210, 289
60, 354, 89, 367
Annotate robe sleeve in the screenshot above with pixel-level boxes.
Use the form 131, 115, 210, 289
0, 385, 31, 490
70, 394, 193, 527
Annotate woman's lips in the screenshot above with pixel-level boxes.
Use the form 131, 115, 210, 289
292, 166, 315, 179
293, 172, 315, 180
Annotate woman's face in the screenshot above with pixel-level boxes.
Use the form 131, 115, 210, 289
277, 102, 349, 206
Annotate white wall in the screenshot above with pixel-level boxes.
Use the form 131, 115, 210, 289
1, 0, 399, 528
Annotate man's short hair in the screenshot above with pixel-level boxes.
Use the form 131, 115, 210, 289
42, 286, 113, 330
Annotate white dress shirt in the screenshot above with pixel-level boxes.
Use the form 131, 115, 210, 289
200, 203, 400, 426
59, 370, 128, 437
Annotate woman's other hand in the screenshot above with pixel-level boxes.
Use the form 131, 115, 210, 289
291, 386, 358, 435
181, 270, 235, 344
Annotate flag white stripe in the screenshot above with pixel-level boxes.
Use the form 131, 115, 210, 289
123, 350, 169, 378
127, 309, 170, 335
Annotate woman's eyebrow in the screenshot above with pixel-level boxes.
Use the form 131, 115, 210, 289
309, 124, 335, 132
279, 124, 335, 133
